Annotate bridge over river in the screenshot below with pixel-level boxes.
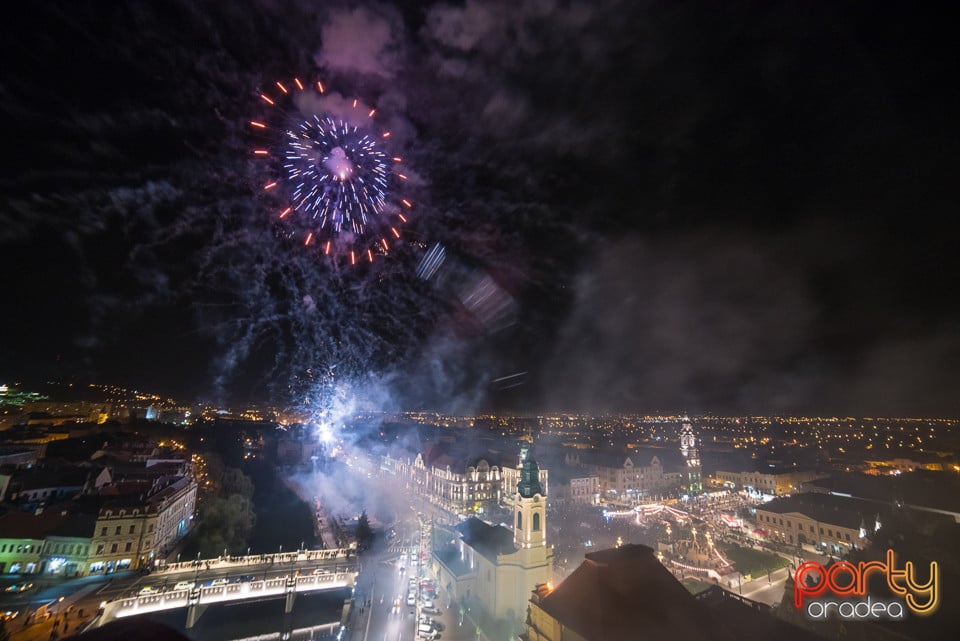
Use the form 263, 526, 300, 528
88, 549, 359, 630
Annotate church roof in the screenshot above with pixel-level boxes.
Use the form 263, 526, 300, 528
456, 517, 515, 562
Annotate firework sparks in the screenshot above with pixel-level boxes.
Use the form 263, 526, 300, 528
251, 76, 410, 265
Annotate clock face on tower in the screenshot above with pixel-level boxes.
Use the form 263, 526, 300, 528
682, 434, 694, 448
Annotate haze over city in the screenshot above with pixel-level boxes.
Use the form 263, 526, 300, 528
1, 1, 957, 417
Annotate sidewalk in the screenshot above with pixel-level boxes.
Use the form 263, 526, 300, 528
8, 582, 103, 641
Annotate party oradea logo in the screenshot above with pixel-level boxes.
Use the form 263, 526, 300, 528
793, 550, 939, 621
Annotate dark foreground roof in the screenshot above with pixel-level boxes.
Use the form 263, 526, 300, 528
534, 545, 820, 641
536, 545, 727, 641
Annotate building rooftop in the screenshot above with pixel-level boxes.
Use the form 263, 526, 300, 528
757, 493, 880, 530
456, 517, 516, 562
10, 466, 89, 491
532, 545, 819, 641
804, 471, 960, 516
0, 507, 97, 539
535, 544, 728, 641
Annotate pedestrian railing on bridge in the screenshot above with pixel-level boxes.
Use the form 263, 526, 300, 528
155, 548, 352, 574
92, 566, 357, 629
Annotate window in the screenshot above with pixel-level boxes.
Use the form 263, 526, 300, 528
533, 513, 541, 531
828, 529, 833, 537
787, 520, 791, 527
517, 512, 522, 529
148, 524, 154, 533
819, 527, 824, 534
845, 533, 851, 541
115, 526, 122, 536
125, 542, 132, 552
129, 525, 136, 534
96, 544, 104, 555
101, 527, 107, 536
110, 543, 118, 553
810, 525, 814, 533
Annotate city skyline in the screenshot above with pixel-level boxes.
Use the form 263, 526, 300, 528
1, 3, 958, 417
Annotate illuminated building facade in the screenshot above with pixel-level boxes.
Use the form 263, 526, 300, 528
395, 445, 521, 515
715, 469, 822, 497
434, 446, 553, 632
754, 493, 877, 555
0, 510, 95, 576
680, 415, 702, 495
88, 475, 196, 573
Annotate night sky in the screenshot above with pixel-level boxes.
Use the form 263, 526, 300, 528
1, 1, 957, 416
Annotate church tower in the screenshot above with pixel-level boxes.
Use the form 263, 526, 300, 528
680, 415, 702, 494
514, 445, 546, 549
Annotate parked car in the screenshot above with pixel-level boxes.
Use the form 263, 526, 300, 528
423, 617, 444, 631
207, 578, 228, 587
173, 581, 195, 591
4, 583, 33, 593
138, 586, 157, 595
421, 605, 440, 615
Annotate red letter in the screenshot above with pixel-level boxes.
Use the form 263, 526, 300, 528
794, 562, 828, 609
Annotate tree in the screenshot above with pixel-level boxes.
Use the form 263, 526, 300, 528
196, 494, 256, 556
221, 468, 254, 499
356, 510, 373, 551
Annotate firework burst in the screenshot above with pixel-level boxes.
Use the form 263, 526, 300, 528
251, 77, 410, 265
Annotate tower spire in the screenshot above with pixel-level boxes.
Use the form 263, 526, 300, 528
515, 444, 546, 548
680, 415, 702, 495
